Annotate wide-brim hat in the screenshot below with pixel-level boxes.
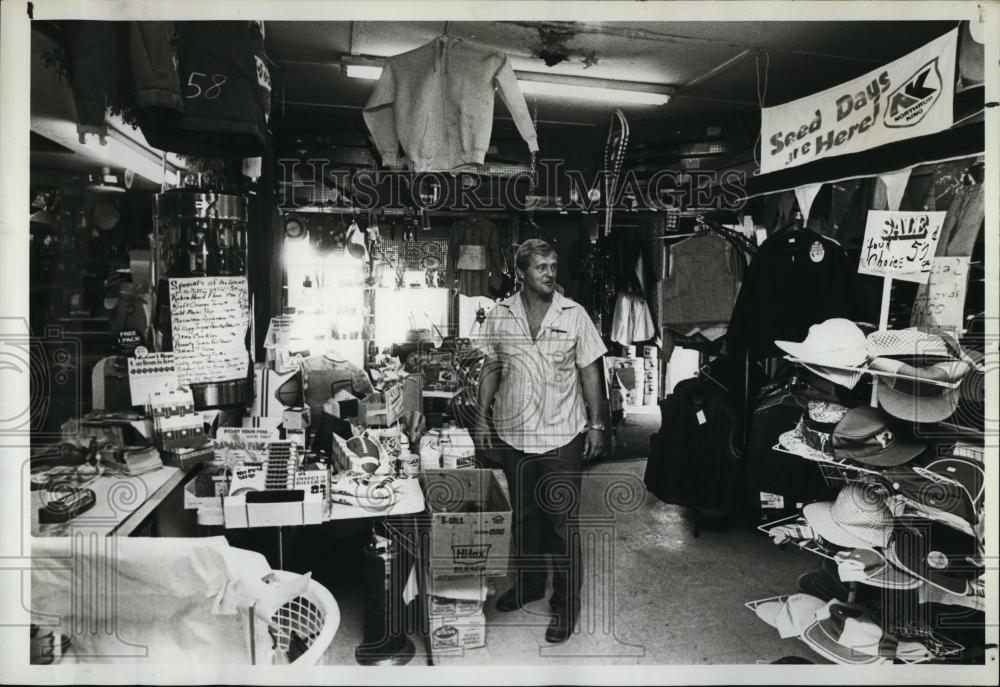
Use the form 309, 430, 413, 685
802, 483, 894, 549
775, 318, 868, 369
870, 357, 969, 424
801, 601, 893, 665
866, 328, 952, 360
831, 406, 925, 467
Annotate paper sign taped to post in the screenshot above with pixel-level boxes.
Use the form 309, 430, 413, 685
169, 277, 250, 384
858, 211, 946, 283
128, 351, 179, 405
910, 257, 970, 333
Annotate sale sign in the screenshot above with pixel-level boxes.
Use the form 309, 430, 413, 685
760, 28, 957, 174
858, 211, 946, 283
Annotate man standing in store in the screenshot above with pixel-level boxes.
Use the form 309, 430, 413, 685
475, 238, 608, 643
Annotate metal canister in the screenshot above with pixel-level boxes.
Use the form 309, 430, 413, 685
355, 531, 415, 666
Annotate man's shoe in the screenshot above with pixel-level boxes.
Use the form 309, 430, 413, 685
495, 586, 545, 612
545, 610, 577, 643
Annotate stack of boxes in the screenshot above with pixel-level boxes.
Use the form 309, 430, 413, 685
642, 345, 660, 406
421, 469, 512, 660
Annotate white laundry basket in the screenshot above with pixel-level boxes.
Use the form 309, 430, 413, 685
256, 571, 340, 665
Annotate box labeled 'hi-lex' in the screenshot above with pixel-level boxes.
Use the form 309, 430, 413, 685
421, 469, 512, 578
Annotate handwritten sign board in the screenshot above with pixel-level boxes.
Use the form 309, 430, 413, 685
169, 277, 250, 384
858, 211, 946, 284
128, 351, 179, 405
911, 257, 970, 333
760, 28, 957, 173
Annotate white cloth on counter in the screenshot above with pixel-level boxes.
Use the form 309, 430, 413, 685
611, 292, 656, 346
31, 536, 308, 665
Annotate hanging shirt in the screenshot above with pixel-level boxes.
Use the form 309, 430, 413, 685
477, 292, 606, 454
363, 36, 538, 172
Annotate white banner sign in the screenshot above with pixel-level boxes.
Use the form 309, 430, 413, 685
911, 257, 970, 332
760, 28, 957, 174
859, 211, 946, 283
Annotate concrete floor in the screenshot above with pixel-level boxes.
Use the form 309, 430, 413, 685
309, 458, 824, 666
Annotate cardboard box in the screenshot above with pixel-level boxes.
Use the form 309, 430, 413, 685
429, 595, 484, 618
222, 489, 324, 528
429, 611, 486, 652
183, 478, 226, 510
427, 571, 488, 618
422, 469, 511, 578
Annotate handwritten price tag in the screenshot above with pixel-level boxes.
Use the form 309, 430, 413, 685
910, 257, 970, 333
858, 210, 946, 284
128, 351, 179, 405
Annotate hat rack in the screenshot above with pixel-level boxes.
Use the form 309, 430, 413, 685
771, 441, 884, 481
756, 513, 840, 561
783, 357, 963, 390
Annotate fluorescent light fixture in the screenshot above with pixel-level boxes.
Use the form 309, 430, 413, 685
345, 64, 383, 80
341, 55, 673, 105
518, 78, 670, 105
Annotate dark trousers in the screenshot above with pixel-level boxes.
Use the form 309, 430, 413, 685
500, 433, 584, 615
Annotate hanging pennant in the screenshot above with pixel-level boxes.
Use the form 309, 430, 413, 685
794, 183, 824, 223
879, 168, 912, 212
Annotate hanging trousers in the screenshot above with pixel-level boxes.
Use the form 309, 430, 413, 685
500, 433, 585, 615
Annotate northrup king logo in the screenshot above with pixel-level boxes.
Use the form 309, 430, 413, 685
884, 58, 943, 128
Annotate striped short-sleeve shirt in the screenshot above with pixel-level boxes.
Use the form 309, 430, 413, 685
477, 291, 607, 454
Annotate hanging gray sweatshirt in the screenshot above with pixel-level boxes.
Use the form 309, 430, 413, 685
363, 36, 539, 173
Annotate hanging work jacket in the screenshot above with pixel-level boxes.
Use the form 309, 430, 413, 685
363, 36, 538, 172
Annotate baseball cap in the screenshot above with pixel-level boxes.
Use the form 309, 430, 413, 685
888, 516, 984, 594
754, 594, 827, 639
802, 483, 894, 549
800, 601, 893, 665
880, 453, 984, 526
831, 406, 925, 467
869, 357, 970, 424
775, 319, 868, 368
834, 548, 922, 590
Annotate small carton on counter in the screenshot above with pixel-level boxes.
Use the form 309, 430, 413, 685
429, 611, 486, 653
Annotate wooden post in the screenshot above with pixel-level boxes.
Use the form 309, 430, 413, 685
870, 275, 893, 407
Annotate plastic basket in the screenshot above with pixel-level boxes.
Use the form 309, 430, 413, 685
257, 571, 340, 665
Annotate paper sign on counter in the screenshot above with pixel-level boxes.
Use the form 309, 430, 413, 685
858, 210, 946, 283
910, 257, 970, 333
128, 351, 179, 405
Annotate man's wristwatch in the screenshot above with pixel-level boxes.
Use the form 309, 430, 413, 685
587, 423, 606, 432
